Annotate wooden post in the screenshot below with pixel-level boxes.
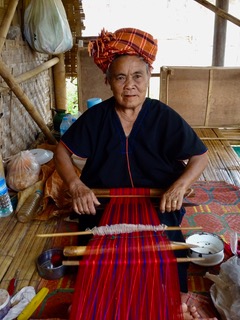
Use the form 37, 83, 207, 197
212, 0, 229, 66
53, 53, 67, 111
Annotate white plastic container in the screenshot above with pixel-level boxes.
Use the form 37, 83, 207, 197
186, 232, 224, 266
0, 289, 10, 319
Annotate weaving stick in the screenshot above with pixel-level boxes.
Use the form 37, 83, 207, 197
36, 223, 203, 238
92, 187, 194, 198
63, 242, 200, 256
62, 257, 205, 266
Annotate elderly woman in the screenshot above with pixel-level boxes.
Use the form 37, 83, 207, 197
55, 28, 214, 319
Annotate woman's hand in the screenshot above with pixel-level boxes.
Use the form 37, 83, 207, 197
159, 186, 186, 213
69, 181, 101, 215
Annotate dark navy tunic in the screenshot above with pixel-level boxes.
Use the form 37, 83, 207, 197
62, 97, 207, 189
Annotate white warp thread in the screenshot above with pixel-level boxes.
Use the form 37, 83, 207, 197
87, 223, 167, 236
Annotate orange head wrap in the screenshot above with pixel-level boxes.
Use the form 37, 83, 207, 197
88, 28, 158, 74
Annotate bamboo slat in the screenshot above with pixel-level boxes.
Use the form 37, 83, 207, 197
196, 127, 240, 186
0, 217, 58, 291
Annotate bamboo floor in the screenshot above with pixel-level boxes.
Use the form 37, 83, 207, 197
0, 127, 239, 295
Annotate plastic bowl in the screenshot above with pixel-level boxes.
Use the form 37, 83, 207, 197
36, 248, 67, 280
186, 232, 224, 266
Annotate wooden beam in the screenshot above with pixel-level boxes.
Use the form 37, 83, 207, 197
194, 0, 240, 27
0, 57, 60, 92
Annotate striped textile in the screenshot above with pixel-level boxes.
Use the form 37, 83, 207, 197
88, 28, 158, 73
70, 188, 183, 320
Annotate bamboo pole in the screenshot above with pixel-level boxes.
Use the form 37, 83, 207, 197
0, 0, 19, 53
63, 242, 200, 257
0, 57, 60, 92
53, 53, 67, 111
194, 0, 240, 27
0, 59, 57, 145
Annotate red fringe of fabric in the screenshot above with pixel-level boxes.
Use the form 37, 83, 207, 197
70, 188, 183, 320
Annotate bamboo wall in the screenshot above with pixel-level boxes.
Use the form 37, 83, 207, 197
0, 1, 54, 160
0, 36, 53, 159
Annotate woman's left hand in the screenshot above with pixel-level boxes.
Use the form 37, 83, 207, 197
159, 186, 186, 213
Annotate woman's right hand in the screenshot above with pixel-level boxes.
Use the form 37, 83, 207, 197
69, 181, 101, 215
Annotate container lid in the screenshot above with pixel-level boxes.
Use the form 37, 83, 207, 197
87, 98, 102, 108
29, 149, 53, 165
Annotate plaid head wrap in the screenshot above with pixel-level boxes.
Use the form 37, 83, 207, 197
88, 28, 158, 73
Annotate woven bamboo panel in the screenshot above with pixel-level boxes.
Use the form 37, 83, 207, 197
0, 39, 53, 159
62, 0, 85, 77
160, 66, 240, 127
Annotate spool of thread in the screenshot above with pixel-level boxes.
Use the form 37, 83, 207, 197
0, 289, 10, 319
17, 190, 43, 223
87, 97, 102, 108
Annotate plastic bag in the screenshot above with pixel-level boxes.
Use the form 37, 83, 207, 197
6, 151, 41, 191
205, 231, 240, 320
24, 0, 73, 54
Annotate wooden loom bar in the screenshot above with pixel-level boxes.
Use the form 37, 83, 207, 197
63, 242, 200, 256
92, 187, 194, 198
62, 257, 205, 266
36, 226, 203, 238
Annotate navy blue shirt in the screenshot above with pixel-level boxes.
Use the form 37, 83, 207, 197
61, 97, 207, 189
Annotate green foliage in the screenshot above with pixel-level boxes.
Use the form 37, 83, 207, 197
66, 77, 78, 114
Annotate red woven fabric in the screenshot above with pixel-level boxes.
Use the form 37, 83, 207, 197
88, 28, 158, 73
70, 188, 183, 320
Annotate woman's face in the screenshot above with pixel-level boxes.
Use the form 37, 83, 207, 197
107, 55, 151, 110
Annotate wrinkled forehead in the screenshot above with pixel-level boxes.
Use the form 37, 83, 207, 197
107, 55, 150, 77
